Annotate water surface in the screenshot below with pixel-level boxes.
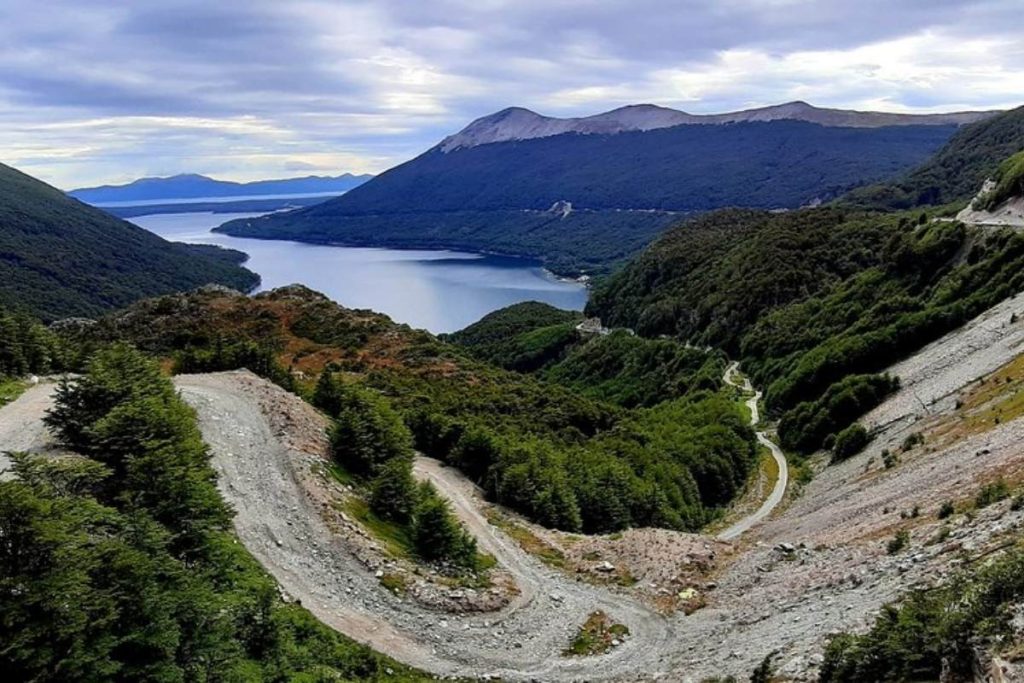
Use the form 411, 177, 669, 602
131, 211, 587, 333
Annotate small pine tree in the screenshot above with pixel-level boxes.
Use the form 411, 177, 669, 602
832, 424, 869, 461
369, 458, 416, 524
411, 482, 477, 569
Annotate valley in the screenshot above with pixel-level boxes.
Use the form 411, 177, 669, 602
5, 284, 1023, 679
3, 18, 1024, 677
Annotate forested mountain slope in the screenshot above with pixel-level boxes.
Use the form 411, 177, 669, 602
59, 285, 756, 534
589, 177, 1024, 454
843, 105, 1024, 210
217, 111, 963, 275
0, 163, 259, 320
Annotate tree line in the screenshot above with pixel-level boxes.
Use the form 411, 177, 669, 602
0, 345, 428, 681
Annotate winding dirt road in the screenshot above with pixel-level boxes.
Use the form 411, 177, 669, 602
0, 374, 677, 680
717, 362, 789, 541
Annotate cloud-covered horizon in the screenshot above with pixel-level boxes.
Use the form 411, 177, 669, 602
2, 0, 1022, 189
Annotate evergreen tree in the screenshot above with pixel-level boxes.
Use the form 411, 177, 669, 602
330, 386, 413, 477
411, 482, 477, 569
370, 457, 417, 524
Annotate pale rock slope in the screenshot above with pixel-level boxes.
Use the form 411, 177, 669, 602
439, 101, 998, 152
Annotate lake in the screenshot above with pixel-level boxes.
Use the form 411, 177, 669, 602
131, 211, 588, 333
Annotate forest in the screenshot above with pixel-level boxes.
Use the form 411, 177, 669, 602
0, 162, 259, 321
0, 345, 427, 681
46, 285, 758, 535
842, 105, 1024, 211
217, 120, 956, 276
589, 205, 1024, 452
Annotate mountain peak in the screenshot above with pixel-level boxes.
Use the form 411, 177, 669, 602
438, 101, 999, 152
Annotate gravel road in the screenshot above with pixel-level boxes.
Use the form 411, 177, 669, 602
0, 380, 61, 479
718, 362, 789, 541
174, 372, 678, 682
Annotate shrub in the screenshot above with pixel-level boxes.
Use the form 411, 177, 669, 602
887, 529, 910, 554
821, 549, 1024, 681
832, 424, 870, 462
411, 482, 478, 569
938, 501, 955, 519
901, 432, 924, 452
975, 479, 1010, 508
881, 449, 899, 469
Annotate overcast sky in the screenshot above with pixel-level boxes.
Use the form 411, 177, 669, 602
2, 0, 1022, 189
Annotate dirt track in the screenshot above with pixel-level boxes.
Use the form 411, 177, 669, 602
176, 373, 678, 682
718, 363, 789, 541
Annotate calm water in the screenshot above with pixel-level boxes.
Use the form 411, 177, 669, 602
131, 211, 587, 333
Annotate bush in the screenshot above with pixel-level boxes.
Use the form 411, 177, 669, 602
411, 482, 478, 569
821, 549, 1024, 681
887, 529, 910, 554
975, 479, 1010, 508
832, 424, 870, 462
938, 501, 955, 519
330, 385, 414, 477
901, 432, 924, 452
881, 449, 899, 469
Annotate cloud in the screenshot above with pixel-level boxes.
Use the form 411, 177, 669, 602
0, 0, 1021, 188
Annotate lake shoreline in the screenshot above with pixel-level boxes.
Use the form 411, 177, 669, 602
132, 210, 589, 333
210, 223, 593, 282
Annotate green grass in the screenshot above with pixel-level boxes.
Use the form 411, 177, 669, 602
339, 493, 416, 560
487, 510, 567, 568
0, 377, 28, 407
329, 462, 496, 575
563, 611, 630, 656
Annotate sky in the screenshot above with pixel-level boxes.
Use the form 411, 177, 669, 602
1, 0, 1022, 190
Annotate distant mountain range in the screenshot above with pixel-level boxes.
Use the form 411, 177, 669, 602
217, 101, 997, 275
439, 100, 997, 152
0, 163, 259, 321
69, 172, 373, 204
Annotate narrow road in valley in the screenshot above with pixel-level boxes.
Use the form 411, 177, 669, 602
717, 362, 789, 541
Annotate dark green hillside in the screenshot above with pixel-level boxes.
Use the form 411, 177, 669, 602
0, 346, 428, 681
66, 286, 756, 533
587, 207, 893, 353
219, 207, 679, 276
449, 303, 726, 408
588, 206, 1024, 450
843, 105, 1024, 210
0, 163, 259, 321
443, 301, 583, 371
218, 120, 956, 275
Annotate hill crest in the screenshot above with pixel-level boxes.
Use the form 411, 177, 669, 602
439, 100, 999, 152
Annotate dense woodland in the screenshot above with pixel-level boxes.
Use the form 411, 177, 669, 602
218, 121, 955, 275
50, 286, 757, 534
0, 346, 427, 681
0, 163, 259, 321
842, 105, 1024, 210
589, 206, 1024, 451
